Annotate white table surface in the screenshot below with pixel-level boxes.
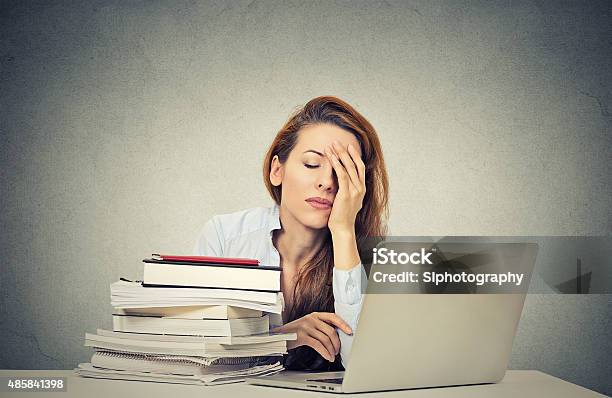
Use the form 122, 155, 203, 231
0, 369, 606, 397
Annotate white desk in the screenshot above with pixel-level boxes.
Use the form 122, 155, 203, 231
0, 370, 606, 397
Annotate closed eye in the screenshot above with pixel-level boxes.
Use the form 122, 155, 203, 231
304, 164, 319, 169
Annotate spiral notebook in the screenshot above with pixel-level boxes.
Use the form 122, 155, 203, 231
76, 351, 284, 385
89, 350, 280, 376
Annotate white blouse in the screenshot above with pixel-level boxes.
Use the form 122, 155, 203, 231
193, 203, 366, 368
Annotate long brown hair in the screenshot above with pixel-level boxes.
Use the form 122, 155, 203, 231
262, 96, 389, 370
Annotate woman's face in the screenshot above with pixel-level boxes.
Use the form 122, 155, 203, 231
271, 123, 362, 230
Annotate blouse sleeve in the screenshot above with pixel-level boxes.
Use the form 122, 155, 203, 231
193, 217, 224, 256
333, 263, 367, 369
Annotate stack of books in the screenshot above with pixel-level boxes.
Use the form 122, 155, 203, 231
75, 254, 295, 385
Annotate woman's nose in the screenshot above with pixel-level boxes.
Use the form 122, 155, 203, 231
318, 182, 333, 191
317, 170, 337, 191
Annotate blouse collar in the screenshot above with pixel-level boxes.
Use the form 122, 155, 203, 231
268, 202, 282, 237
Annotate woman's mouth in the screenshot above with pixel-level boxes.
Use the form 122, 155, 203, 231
305, 198, 332, 210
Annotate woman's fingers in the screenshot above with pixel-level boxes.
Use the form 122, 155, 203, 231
325, 146, 349, 193
306, 326, 337, 360
280, 312, 354, 362
332, 141, 360, 191
347, 143, 366, 188
313, 318, 341, 355
315, 312, 353, 335
304, 335, 335, 362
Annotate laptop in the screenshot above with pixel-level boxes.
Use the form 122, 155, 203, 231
246, 242, 538, 393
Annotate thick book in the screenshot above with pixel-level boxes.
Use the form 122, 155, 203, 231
113, 305, 263, 320
110, 281, 283, 313
96, 329, 296, 345
142, 259, 280, 292
112, 314, 270, 336
85, 330, 293, 357
95, 329, 297, 347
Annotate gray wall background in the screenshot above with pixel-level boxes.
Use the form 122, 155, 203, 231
1, 0, 610, 395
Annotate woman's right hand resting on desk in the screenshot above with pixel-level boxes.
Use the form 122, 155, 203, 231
272, 312, 353, 362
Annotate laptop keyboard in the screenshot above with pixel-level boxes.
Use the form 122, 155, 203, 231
307, 377, 344, 384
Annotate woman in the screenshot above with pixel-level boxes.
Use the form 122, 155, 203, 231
194, 96, 389, 370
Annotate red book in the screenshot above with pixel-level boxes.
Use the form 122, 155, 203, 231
151, 254, 260, 266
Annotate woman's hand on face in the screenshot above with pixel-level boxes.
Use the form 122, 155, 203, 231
271, 312, 353, 362
325, 140, 366, 235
